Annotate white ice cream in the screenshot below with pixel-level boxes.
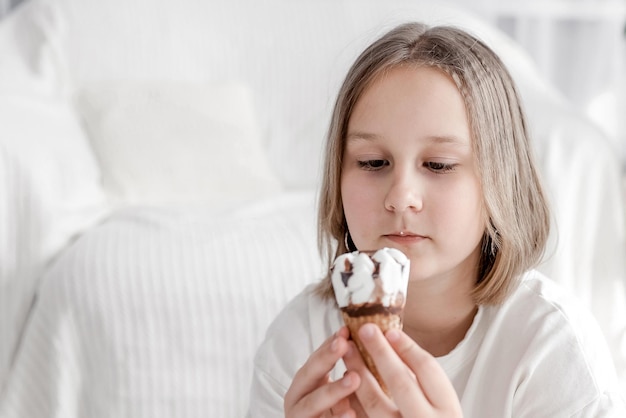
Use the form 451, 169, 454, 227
331, 247, 410, 308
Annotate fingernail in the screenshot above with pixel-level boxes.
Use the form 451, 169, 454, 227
330, 337, 339, 352
359, 323, 375, 340
341, 374, 352, 387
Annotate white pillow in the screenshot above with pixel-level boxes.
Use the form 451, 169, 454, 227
75, 81, 283, 207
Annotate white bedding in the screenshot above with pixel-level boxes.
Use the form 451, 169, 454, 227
0, 191, 322, 418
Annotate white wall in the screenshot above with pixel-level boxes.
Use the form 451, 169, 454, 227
447, 0, 626, 170
1, 0, 623, 168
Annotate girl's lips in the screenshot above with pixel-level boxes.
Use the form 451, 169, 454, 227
384, 233, 427, 244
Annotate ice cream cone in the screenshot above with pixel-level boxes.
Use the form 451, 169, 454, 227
341, 310, 403, 394
331, 247, 410, 396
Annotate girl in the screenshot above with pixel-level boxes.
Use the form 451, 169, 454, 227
248, 22, 625, 417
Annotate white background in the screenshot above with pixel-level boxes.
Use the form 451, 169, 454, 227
448, 0, 626, 172
1, 0, 624, 169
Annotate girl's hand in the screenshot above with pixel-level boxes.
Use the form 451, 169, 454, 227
284, 326, 362, 418
342, 323, 462, 417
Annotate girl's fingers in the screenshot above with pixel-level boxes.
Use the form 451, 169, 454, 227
285, 327, 358, 417
356, 324, 462, 416
285, 327, 348, 404
342, 340, 397, 413
347, 393, 368, 418
328, 395, 356, 418
288, 371, 360, 417
385, 328, 461, 413
356, 323, 433, 411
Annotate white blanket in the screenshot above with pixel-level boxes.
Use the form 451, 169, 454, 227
0, 191, 322, 418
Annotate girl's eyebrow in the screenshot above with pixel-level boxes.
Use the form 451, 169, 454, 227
427, 135, 471, 147
346, 131, 469, 147
345, 131, 381, 142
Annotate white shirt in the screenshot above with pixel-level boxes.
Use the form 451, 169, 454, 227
248, 270, 626, 417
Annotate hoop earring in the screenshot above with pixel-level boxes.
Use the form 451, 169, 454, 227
344, 230, 357, 252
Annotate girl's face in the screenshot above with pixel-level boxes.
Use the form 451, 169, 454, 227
341, 66, 486, 285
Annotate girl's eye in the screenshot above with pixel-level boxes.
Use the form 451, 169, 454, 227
358, 159, 389, 171
425, 161, 456, 173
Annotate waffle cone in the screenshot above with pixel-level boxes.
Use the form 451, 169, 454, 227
341, 310, 403, 395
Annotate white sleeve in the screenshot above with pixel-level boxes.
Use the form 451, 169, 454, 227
247, 363, 288, 418
246, 285, 341, 417
246, 287, 318, 417
510, 281, 626, 417
246, 365, 287, 418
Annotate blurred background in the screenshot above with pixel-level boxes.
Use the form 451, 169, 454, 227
448, 0, 626, 172
0, 0, 626, 172
1, 0, 624, 171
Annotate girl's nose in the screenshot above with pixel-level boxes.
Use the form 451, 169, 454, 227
384, 172, 423, 212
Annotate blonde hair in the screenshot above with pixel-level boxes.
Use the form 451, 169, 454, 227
317, 22, 550, 305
